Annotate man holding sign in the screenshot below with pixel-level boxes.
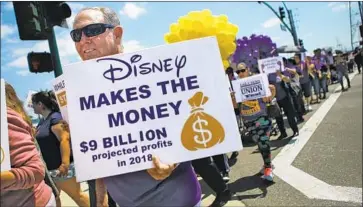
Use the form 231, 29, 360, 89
70, 7, 201, 207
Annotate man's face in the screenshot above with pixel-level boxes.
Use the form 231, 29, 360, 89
294, 55, 300, 63
73, 10, 123, 60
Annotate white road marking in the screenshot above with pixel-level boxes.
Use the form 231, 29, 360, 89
273, 71, 362, 204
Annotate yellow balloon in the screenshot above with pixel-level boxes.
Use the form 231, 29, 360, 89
179, 29, 188, 40
168, 33, 181, 43
170, 23, 179, 33
223, 60, 229, 69
201, 9, 212, 16
215, 21, 226, 30
192, 20, 203, 32
217, 14, 228, 23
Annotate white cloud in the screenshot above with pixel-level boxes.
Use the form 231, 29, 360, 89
261, 17, 281, 28
1, 24, 16, 38
8, 56, 28, 68
123, 40, 146, 53
328, 2, 338, 7
16, 70, 30, 77
4, 2, 13, 11
331, 3, 348, 12
120, 3, 146, 20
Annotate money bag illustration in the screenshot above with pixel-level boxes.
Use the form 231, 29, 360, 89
181, 91, 225, 151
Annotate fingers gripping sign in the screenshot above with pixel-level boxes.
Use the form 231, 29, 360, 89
147, 155, 178, 180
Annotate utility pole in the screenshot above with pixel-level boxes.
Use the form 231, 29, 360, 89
258, 1, 299, 46
282, 2, 299, 46
350, 2, 354, 50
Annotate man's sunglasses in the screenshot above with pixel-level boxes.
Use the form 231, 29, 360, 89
236, 69, 247, 73
70, 23, 115, 42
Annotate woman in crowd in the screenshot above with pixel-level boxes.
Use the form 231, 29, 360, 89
335, 52, 351, 91
295, 54, 312, 113
1, 82, 55, 207
268, 64, 299, 139
32, 91, 90, 207
306, 56, 321, 104
232, 63, 276, 181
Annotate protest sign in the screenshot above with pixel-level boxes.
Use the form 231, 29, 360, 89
62, 37, 243, 182
231, 74, 271, 103
258, 56, 285, 74
1, 79, 11, 171
52, 76, 69, 123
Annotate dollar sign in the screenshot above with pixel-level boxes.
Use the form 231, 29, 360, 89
192, 116, 212, 147
80, 141, 89, 153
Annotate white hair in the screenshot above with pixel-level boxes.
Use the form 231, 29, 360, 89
74, 7, 120, 27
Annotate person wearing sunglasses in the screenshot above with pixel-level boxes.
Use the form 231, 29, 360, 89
70, 7, 201, 207
231, 63, 276, 181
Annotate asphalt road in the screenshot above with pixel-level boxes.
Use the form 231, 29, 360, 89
60, 72, 362, 207
213, 72, 362, 207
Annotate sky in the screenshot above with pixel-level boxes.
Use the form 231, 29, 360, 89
1, 1, 361, 106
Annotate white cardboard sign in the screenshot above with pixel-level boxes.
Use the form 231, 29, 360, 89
231, 74, 271, 103
52, 76, 69, 123
1, 79, 11, 171
62, 37, 243, 182
258, 56, 285, 74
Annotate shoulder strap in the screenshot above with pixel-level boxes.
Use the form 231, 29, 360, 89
33, 137, 60, 198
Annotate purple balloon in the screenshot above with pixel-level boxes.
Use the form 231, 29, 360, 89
233, 34, 277, 73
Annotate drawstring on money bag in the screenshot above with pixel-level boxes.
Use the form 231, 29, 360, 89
181, 91, 225, 151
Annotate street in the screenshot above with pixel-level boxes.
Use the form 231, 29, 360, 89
60, 72, 362, 207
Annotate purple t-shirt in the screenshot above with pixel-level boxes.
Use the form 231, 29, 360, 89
295, 61, 310, 84
104, 162, 201, 207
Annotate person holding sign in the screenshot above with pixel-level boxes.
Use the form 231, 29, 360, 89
232, 63, 276, 181
70, 7, 201, 207
31, 91, 90, 207
1, 83, 55, 207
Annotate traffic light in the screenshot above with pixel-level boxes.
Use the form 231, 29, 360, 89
42, 2, 71, 28
360, 25, 363, 38
279, 7, 285, 19
298, 39, 304, 47
27, 52, 54, 73
13, 2, 47, 40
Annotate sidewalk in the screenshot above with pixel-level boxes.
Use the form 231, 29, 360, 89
60, 178, 246, 207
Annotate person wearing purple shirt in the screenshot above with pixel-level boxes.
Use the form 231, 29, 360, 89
70, 7, 201, 207
267, 62, 299, 139
313, 49, 328, 99
232, 63, 276, 181
294, 54, 312, 112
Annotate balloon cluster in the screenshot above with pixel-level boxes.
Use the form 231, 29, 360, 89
164, 9, 239, 69
232, 34, 277, 73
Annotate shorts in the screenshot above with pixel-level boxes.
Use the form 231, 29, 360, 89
300, 81, 312, 97
49, 163, 76, 182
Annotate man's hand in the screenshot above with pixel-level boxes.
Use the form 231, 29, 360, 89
230, 92, 238, 108
262, 96, 272, 103
57, 163, 69, 177
147, 156, 177, 180
281, 75, 290, 82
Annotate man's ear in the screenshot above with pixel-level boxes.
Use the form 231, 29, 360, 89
113, 26, 123, 41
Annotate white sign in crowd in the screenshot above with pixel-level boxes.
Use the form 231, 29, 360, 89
257, 56, 285, 74
1, 79, 11, 172
232, 73, 271, 103
52, 77, 69, 123
60, 37, 243, 182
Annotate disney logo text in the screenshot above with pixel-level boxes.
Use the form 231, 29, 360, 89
98, 54, 187, 83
